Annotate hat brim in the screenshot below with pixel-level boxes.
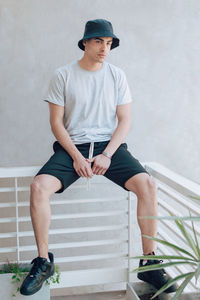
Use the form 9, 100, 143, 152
78, 33, 119, 51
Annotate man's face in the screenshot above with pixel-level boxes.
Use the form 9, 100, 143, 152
83, 37, 113, 63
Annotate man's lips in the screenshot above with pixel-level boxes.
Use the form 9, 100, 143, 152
98, 54, 105, 57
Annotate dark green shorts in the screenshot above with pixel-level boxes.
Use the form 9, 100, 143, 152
35, 140, 149, 193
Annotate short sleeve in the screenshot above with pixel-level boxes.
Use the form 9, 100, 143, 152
44, 70, 65, 106
117, 70, 133, 105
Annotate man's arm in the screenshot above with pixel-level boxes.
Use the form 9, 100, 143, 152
103, 102, 131, 156
49, 102, 93, 178
90, 103, 131, 175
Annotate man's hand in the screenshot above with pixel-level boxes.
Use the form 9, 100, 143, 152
73, 157, 93, 178
86, 154, 111, 175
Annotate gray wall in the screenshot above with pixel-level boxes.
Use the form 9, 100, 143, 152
0, 0, 200, 183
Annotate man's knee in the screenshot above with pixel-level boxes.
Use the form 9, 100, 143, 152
145, 175, 157, 195
31, 177, 49, 198
137, 175, 157, 202
126, 173, 157, 198
31, 174, 61, 198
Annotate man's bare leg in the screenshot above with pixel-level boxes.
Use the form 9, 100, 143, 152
125, 173, 178, 293
30, 174, 62, 259
125, 173, 158, 254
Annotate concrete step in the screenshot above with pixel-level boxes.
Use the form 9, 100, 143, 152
51, 291, 126, 300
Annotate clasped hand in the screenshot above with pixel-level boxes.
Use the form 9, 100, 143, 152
73, 154, 111, 178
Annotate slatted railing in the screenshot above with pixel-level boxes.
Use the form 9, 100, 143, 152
0, 166, 135, 293
145, 162, 200, 294
0, 163, 200, 295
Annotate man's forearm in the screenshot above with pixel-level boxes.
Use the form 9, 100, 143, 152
51, 122, 83, 161
51, 119, 130, 161
103, 119, 131, 157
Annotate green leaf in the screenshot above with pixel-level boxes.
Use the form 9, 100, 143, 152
142, 235, 197, 260
190, 195, 200, 201
175, 218, 199, 258
140, 215, 200, 221
151, 272, 193, 299
190, 213, 200, 259
195, 263, 200, 283
170, 272, 194, 300
130, 255, 196, 262
132, 261, 196, 273
45, 264, 60, 286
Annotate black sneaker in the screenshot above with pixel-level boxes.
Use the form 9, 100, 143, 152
137, 258, 178, 293
20, 252, 55, 296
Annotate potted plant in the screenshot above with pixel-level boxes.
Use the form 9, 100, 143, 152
0, 260, 60, 299
128, 197, 200, 300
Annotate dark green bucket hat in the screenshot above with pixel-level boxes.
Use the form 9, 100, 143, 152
78, 19, 120, 51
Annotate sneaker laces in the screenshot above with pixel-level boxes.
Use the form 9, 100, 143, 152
29, 257, 47, 277
145, 258, 163, 266
146, 259, 168, 277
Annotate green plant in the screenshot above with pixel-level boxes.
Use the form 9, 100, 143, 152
0, 261, 60, 297
46, 264, 60, 285
130, 197, 200, 300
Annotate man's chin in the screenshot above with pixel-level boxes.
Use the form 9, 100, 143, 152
97, 57, 105, 63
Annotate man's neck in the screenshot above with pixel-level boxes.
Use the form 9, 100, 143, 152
78, 58, 103, 72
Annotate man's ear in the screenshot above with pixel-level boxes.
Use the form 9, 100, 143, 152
83, 39, 87, 47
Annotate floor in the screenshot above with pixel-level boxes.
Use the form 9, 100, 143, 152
51, 291, 126, 300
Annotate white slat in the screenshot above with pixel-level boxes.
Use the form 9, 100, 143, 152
0, 210, 128, 223
0, 239, 128, 253
0, 196, 126, 208
21, 252, 128, 264
0, 224, 128, 239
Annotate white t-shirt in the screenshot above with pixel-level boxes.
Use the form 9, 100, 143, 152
44, 60, 133, 144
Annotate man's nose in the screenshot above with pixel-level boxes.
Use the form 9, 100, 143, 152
100, 43, 107, 51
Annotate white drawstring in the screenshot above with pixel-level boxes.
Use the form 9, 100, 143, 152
87, 142, 94, 190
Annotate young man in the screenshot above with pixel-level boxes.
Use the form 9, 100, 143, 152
20, 19, 177, 295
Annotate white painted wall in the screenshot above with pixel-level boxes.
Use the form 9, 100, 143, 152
0, 0, 199, 182
1, 1, 200, 295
